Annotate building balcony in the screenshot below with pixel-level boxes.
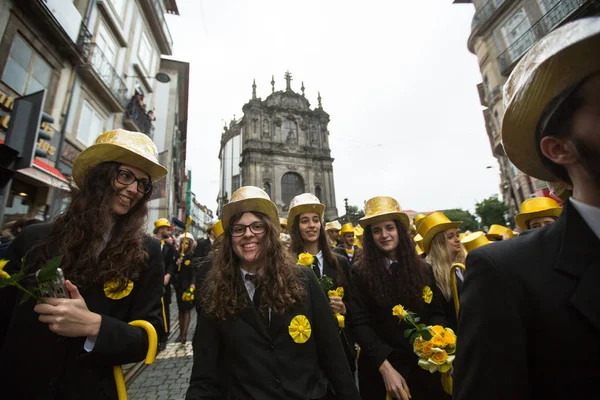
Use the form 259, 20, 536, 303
138, 0, 175, 55
498, 0, 590, 76
77, 25, 128, 113
471, 0, 509, 31
123, 95, 154, 136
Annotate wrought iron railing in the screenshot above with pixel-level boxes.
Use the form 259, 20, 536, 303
472, 0, 508, 29
497, 0, 587, 74
124, 95, 154, 136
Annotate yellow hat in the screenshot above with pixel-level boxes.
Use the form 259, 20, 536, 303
486, 224, 514, 241
502, 17, 600, 181
415, 243, 424, 256
221, 186, 279, 230
353, 236, 362, 249
414, 233, 424, 255
326, 221, 342, 231
354, 225, 364, 238
515, 197, 562, 231
210, 220, 224, 239
417, 212, 462, 254
461, 231, 491, 254
280, 218, 288, 227
72, 129, 167, 189
153, 218, 171, 234
340, 223, 354, 235
287, 193, 325, 232
414, 213, 427, 230
359, 196, 410, 228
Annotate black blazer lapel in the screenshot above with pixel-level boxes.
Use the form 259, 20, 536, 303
554, 202, 600, 332
322, 257, 338, 283
238, 296, 271, 341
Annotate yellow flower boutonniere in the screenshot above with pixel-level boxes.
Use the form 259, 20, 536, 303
288, 314, 312, 344
161, 240, 165, 246
0, 259, 10, 280
184, 259, 191, 266
297, 252, 314, 267
103, 278, 134, 300
422, 286, 433, 304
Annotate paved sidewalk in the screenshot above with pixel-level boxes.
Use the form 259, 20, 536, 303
126, 293, 197, 400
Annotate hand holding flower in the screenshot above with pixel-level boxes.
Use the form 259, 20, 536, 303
329, 296, 346, 315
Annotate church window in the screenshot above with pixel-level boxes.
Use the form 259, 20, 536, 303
315, 186, 322, 202
284, 119, 297, 140
281, 173, 304, 206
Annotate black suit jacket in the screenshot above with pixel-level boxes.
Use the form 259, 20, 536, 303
333, 245, 361, 266
0, 223, 164, 399
186, 266, 361, 400
454, 202, 600, 399
162, 242, 177, 303
193, 238, 213, 260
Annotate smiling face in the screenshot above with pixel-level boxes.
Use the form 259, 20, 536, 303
231, 212, 266, 271
298, 212, 321, 244
111, 164, 148, 215
371, 220, 399, 259
445, 228, 462, 253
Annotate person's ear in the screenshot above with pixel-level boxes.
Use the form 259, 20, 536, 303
540, 136, 578, 167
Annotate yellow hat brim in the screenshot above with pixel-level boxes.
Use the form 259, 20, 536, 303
153, 222, 171, 234
72, 143, 167, 188
221, 198, 279, 230
515, 207, 562, 231
287, 203, 325, 232
358, 211, 410, 229
422, 221, 462, 254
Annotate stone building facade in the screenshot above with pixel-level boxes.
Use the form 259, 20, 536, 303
218, 72, 339, 221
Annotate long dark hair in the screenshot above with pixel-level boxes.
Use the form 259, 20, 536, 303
26, 162, 152, 291
289, 214, 346, 287
355, 219, 428, 311
201, 212, 306, 320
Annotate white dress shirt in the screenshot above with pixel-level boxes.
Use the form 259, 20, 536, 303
570, 197, 600, 240
240, 267, 257, 300
315, 251, 324, 276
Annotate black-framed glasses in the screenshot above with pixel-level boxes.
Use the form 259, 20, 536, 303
230, 222, 266, 237
116, 169, 152, 194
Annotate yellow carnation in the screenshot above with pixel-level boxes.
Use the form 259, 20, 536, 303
430, 349, 449, 365
288, 314, 312, 343
392, 304, 408, 320
422, 285, 433, 304
297, 253, 314, 266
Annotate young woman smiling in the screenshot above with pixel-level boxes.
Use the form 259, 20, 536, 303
187, 186, 359, 400
287, 193, 357, 375
349, 196, 450, 400
0, 129, 167, 399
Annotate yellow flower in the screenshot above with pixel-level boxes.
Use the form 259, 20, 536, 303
431, 334, 446, 348
430, 349, 449, 365
422, 285, 433, 304
288, 314, 312, 344
413, 337, 425, 355
392, 304, 408, 320
297, 253, 314, 266
184, 260, 191, 266
0, 259, 10, 279
421, 340, 434, 358
328, 286, 345, 299
103, 278, 134, 300
442, 328, 457, 347
335, 314, 345, 328
160, 240, 165, 246
430, 325, 445, 335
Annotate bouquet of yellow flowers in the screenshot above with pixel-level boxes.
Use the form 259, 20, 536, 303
296, 252, 334, 293
392, 304, 456, 394
181, 287, 195, 303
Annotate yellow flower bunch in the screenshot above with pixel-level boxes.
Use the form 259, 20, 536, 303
182, 287, 195, 302
422, 285, 433, 304
327, 286, 345, 328
297, 252, 314, 266
288, 314, 311, 343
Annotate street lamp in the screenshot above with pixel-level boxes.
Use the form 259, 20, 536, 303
123, 72, 171, 83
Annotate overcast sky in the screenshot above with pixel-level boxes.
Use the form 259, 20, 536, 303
165, 0, 501, 215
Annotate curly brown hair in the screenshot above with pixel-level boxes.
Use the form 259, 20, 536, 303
26, 162, 151, 292
354, 219, 428, 311
201, 212, 306, 320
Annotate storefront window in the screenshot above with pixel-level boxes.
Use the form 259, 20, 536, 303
2, 180, 38, 224
1, 34, 52, 95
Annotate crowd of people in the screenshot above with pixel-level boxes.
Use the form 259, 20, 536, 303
0, 17, 598, 400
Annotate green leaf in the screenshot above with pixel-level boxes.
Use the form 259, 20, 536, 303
36, 256, 63, 282
409, 332, 419, 345
404, 328, 414, 338
19, 291, 31, 305
422, 330, 433, 341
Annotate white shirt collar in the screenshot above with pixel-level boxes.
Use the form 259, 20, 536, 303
240, 267, 257, 299
315, 250, 324, 274
570, 198, 600, 240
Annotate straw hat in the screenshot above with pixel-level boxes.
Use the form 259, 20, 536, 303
515, 197, 562, 231
179, 232, 195, 244
486, 224, 514, 241
153, 218, 171, 234
340, 223, 354, 235
280, 218, 288, 228
414, 213, 427, 230
72, 129, 167, 188
287, 193, 325, 232
221, 186, 279, 229
358, 196, 410, 228
414, 233, 424, 255
325, 221, 342, 231
210, 220, 224, 239
417, 212, 462, 254
461, 231, 491, 254
501, 17, 600, 181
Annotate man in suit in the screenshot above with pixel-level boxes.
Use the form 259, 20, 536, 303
453, 18, 600, 399
333, 222, 361, 265
154, 218, 177, 351
193, 220, 222, 261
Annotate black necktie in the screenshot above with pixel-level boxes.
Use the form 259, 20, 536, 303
312, 257, 321, 278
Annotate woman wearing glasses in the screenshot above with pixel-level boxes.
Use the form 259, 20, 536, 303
0, 130, 167, 399
186, 186, 360, 400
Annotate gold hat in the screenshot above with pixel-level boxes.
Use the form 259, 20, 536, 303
486, 224, 514, 241
502, 17, 600, 181
325, 221, 342, 231
417, 212, 462, 254
153, 218, 171, 234
354, 225, 364, 238
414, 213, 427, 230
515, 197, 562, 231
210, 220, 224, 239
340, 223, 354, 235
414, 233, 424, 255
359, 196, 410, 228
280, 218, 288, 227
415, 243, 424, 256
461, 231, 491, 254
221, 186, 279, 230
72, 129, 167, 188
287, 193, 325, 232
